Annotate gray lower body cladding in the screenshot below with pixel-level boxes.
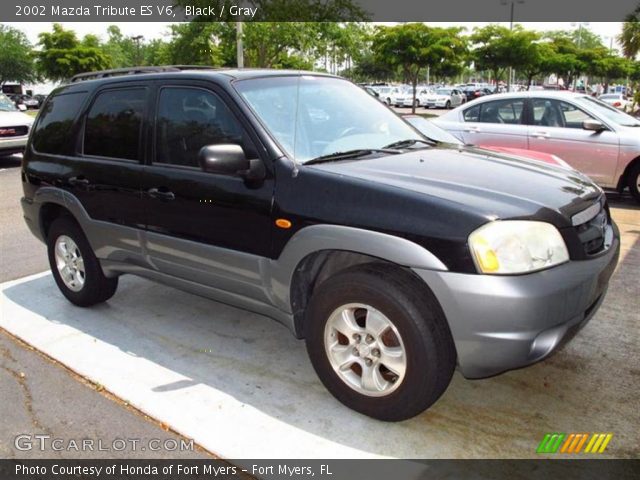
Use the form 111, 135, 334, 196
413, 225, 620, 378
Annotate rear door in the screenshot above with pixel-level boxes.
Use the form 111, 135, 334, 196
57, 85, 148, 262
527, 98, 619, 185
457, 97, 529, 148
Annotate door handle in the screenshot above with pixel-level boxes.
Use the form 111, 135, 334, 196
147, 187, 175, 201
68, 176, 90, 186
464, 126, 480, 132
532, 131, 550, 138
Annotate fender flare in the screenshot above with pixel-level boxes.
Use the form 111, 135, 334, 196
263, 224, 448, 312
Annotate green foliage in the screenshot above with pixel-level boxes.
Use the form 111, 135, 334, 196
35, 24, 111, 81
373, 23, 466, 112
618, 6, 640, 59
0, 25, 37, 85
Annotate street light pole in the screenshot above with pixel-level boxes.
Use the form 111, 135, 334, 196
131, 35, 143, 66
501, 0, 524, 92
236, 22, 244, 69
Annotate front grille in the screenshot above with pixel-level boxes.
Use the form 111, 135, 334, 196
0, 125, 28, 138
573, 199, 608, 256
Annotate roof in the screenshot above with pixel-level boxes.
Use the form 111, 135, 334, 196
69, 66, 335, 85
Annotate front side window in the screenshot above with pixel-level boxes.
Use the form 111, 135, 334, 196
532, 99, 595, 129
84, 88, 145, 160
154, 87, 253, 168
234, 76, 423, 163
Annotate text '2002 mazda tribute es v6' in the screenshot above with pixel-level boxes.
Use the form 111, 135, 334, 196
21, 68, 620, 421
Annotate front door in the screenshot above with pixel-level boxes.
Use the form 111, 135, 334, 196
141, 83, 274, 299
527, 98, 620, 185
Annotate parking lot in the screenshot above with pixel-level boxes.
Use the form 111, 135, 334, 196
1, 152, 639, 459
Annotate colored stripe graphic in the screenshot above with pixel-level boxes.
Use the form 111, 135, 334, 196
540, 433, 613, 454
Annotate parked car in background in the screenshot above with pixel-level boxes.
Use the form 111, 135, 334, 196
32, 94, 48, 108
0, 93, 34, 156
434, 91, 640, 201
7, 94, 27, 111
389, 86, 414, 107
18, 95, 40, 109
423, 87, 466, 109
400, 87, 433, 108
598, 93, 631, 111
403, 114, 573, 169
461, 86, 491, 103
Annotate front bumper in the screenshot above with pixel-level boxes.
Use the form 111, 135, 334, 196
0, 136, 28, 154
413, 223, 620, 378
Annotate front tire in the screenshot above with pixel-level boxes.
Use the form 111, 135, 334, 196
445, 100, 451, 109
304, 264, 456, 421
628, 162, 640, 202
47, 217, 118, 307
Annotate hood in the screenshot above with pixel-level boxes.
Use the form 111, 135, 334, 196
0, 110, 34, 126
309, 146, 601, 226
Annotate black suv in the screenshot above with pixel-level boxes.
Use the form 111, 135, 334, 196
22, 67, 620, 421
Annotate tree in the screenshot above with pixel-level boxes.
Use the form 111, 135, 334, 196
619, 6, 640, 59
373, 24, 466, 113
35, 24, 111, 81
0, 25, 37, 85
469, 25, 513, 84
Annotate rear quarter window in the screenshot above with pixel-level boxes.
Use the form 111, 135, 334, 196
32, 91, 87, 154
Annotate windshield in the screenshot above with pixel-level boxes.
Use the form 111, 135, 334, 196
575, 96, 640, 127
0, 94, 18, 112
599, 94, 620, 100
436, 89, 452, 95
404, 116, 462, 145
235, 76, 424, 163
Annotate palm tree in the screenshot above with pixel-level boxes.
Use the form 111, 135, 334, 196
618, 6, 640, 59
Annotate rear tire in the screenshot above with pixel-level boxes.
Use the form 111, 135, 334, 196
445, 100, 451, 109
304, 263, 456, 421
47, 216, 118, 307
628, 162, 640, 202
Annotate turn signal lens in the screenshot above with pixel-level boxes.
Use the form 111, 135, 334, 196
275, 218, 292, 229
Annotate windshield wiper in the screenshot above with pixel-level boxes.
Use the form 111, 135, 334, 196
382, 138, 434, 149
305, 149, 400, 165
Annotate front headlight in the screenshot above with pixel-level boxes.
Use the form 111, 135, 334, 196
469, 221, 569, 274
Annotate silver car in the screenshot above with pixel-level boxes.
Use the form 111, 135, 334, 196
434, 91, 640, 201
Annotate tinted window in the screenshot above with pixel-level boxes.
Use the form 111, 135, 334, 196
32, 92, 86, 154
155, 87, 253, 168
84, 88, 145, 160
478, 99, 524, 124
463, 104, 480, 122
532, 99, 595, 129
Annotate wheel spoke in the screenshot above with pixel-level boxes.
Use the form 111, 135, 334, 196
330, 344, 356, 371
366, 309, 390, 338
361, 364, 386, 392
379, 345, 406, 377
332, 308, 361, 338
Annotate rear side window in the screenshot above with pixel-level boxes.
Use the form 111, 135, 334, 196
32, 92, 86, 154
84, 88, 145, 161
478, 99, 524, 124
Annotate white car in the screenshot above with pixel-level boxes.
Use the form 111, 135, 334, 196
388, 87, 413, 107
0, 93, 34, 157
423, 88, 466, 109
401, 88, 434, 108
598, 93, 632, 111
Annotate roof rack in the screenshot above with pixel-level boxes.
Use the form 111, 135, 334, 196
70, 65, 219, 83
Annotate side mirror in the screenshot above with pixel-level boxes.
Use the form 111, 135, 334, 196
198, 144, 265, 182
582, 119, 605, 132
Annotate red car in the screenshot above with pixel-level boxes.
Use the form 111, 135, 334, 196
403, 114, 573, 169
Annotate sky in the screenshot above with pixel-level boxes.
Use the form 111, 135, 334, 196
4, 22, 627, 52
